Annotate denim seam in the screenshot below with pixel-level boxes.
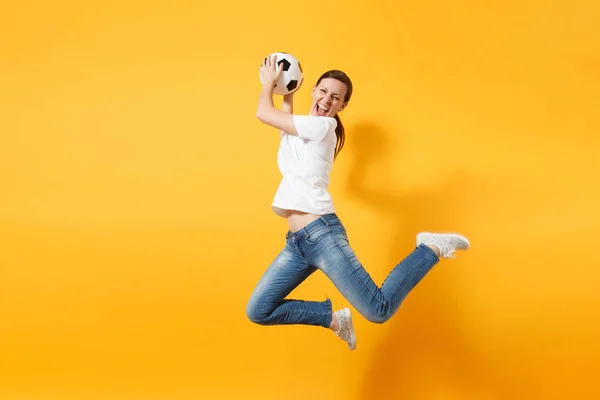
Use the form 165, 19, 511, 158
269, 304, 330, 315
275, 305, 332, 327
329, 231, 386, 306
271, 298, 332, 315
386, 249, 436, 301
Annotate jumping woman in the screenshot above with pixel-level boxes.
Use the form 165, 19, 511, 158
247, 55, 470, 350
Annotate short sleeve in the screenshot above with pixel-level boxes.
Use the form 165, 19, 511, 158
292, 115, 337, 142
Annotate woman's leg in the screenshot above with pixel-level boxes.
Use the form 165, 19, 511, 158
301, 215, 468, 324
246, 236, 332, 328
322, 242, 439, 324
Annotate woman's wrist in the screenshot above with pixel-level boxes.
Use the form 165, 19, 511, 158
262, 82, 276, 92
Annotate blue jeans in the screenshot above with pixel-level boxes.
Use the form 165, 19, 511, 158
246, 213, 440, 328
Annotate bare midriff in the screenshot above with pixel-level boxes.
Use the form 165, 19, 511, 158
285, 209, 322, 233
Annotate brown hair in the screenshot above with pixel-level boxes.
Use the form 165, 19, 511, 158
315, 70, 353, 159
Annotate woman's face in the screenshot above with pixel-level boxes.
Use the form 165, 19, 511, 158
309, 78, 348, 118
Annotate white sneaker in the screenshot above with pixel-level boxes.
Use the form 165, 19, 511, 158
332, 308, 356, 351
416, 232, 470, 258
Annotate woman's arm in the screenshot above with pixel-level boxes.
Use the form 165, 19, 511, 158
278, 94, 294, 138
256, 84, 298, 136
282, 93, 293, 114
256, 56, 299, 135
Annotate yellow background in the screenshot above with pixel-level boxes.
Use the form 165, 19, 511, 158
1, 1, 599, 399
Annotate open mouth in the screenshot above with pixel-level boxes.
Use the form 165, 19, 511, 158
315, 103, 329, 116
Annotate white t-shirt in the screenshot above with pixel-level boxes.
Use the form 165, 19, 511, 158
272, 115, 338, 218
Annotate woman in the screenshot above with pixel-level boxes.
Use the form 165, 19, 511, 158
247, 56, 470, 350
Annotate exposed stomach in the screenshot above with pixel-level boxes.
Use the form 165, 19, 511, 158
285, 209, 322, 232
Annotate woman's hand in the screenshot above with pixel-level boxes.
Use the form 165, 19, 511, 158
260, 55, 283, 88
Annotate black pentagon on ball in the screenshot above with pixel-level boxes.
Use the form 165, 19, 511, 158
277, 58, 291, 71
286, 80, 298, 92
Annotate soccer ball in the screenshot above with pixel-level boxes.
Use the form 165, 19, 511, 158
260, 52, 303, 95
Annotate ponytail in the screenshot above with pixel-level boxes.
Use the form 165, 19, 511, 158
334, 114, 345, 160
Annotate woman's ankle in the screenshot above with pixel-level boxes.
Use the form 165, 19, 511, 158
330, 312, 339, 331
426, 244, 441, 257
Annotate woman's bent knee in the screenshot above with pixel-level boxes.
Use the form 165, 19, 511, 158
246, 300, 267, 325
365, 313, 389, 324
360, 307, 392, 324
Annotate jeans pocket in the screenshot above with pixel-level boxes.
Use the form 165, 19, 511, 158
330, 225, 350, 245
305, 226, 331, 245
